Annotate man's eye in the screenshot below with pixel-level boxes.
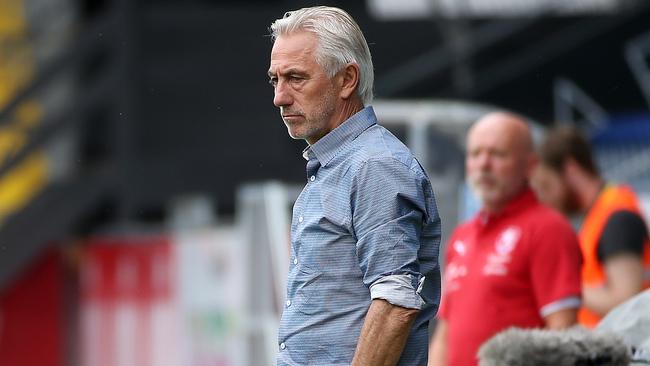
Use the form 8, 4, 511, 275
269, 78, 278, 87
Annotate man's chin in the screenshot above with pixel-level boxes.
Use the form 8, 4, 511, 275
469, 185, 495, 199
285, 125, 305, 141
472, 187, 514, 209
470, 189, 492, 205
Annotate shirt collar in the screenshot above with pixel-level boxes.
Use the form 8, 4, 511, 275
477, 187, 537, 226
303, 106, 377, 167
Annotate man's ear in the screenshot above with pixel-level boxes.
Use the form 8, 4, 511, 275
525, 153, 539, 178
338, 63, 360, 100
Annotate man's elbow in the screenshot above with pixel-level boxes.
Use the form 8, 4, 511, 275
374, 298, 420, 324
391, 302, 420, 324
399, 307, 420, 323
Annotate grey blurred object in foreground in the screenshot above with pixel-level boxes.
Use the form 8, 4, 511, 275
478, 327, 630, 366
597, 289, 650, 364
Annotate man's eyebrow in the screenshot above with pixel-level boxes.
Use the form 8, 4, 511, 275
268, 68, 308, 78
284, 68, 307, 76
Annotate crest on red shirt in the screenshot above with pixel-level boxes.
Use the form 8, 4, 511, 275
495, 226, 521, 255
483, 226, 521, 276
452, 240, 467, 256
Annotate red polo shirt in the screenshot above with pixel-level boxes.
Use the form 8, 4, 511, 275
438, 189, 582, 366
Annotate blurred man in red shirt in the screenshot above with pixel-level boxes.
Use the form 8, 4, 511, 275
429, 112, 582, 366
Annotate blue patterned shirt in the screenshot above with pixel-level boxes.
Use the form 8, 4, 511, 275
277, 106, 441, 366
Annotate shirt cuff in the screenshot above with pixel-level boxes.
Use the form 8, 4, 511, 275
539, 296, 581, 318
369, 274, 424, 310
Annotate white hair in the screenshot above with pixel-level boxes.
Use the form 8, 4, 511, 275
270, 6, 374, 105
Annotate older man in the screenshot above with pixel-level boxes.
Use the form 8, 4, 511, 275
268, 6, 441, 366
429, 112, 582, 366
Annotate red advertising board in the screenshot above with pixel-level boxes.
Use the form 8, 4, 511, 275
0, 249, 63, 366
80, 236, 177, 366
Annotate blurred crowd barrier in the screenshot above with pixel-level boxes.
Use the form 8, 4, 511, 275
79, 230, 247, 366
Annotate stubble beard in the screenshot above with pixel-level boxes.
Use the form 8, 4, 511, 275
469, 172, 499, 205
561, 184, 582, 215
284, 89, 337, 143
469, 171, 523, 210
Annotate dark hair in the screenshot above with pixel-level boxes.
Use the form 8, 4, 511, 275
538, 125, 599, 176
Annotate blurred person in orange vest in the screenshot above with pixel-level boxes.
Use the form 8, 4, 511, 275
532, 125, 650, 328
429, 112, 582, 366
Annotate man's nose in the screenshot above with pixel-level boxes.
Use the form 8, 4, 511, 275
273, 80, 292, 107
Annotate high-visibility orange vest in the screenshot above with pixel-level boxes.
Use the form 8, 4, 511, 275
578, 184, 650, 327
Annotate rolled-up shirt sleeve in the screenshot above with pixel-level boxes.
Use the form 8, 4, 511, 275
351, 157, 433, 310
370, 274, 425, 309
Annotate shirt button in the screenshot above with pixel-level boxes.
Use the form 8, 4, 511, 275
293, 258, 298, 265
286, 300, 291, 307
298, 216, 303, 223
280, 342, 286, 350
310, 175, 315, 181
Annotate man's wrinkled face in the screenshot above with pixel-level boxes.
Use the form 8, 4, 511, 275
531, 164, 580, 215
268, 31, 340, 145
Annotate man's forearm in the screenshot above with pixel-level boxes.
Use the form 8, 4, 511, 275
583, 286, 612, 316
351, 299, 419, 366
583, 286, 629, 316
584, 255, 645, 316
428, 319, 447, 366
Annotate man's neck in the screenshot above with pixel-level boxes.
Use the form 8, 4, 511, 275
481, 187, 526, 216
481, 185, 529, 215
335, 99, 364, 127
482, 200, 506, 215
314, 100, 364, 143
306, 99, 365, 146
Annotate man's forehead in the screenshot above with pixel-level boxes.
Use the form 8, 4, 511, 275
269, 34, 322, 75
467, 131, 516, 153
469, 124, 531, 152
271, 32, 318, 60
267, 65, 307, 76
268, 58, 311, 77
